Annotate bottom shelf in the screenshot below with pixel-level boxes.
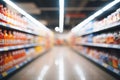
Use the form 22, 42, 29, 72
0, 50, 49, 80
73, 48, 120, 76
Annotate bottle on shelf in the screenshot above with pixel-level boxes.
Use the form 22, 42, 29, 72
8, 52, 14, 69
0, 54, 3, 73
3, 30, 8, 46
4, 53, 9, 71
118, 57, 120, 70
0, 5, 6, 23
112, 53, 118, 69
0, 29, 4, 47
8, 30, 14, 46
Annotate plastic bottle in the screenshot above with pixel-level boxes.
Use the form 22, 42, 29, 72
116, 8, 120, 21
8, 31, 13, 46
3, 30, 8, 46
0, 54, 3, 73
13, 31, 17, 45
0, 5, 4, 23
0, 29, 4, 47
108, 54, 112, 66
2, 8, 7, 23
11, 31, 14, 46
12, 51, 17, 65
112, 53, 118, 69
106, 33, 114, 44
8, 53, 14, 69
4, 53, 9, 71
118, 58, 120, 70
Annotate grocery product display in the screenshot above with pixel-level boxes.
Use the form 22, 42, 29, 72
78, 8, 120, 36
0, 0, 120, 80
0, 4, 37, 35
0, 49, 26, 73
0, 3, 53, 80
69, 1, 120, 78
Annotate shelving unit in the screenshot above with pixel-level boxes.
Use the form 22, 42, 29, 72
0, 44, 39, 52
80, 21, 120, 36
0, 49, 47, 80
0, 1, 53, 79
73, 49, 120, 76
76, 43, 120, 49
0, 22, 38, 36
70, 0, 120, 78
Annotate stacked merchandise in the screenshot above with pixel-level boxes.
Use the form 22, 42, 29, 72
79, 31, 120, 44
80, 8, 120, 35
0, 29, 36, 46
77, 46, 120, 70
0, 4, 33, 32
0, 47, 44, 74
70, 4, 120, 76
0, 49, 26, 73
0, 4, 52, 79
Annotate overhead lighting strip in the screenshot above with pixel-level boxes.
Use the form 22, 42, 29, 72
59, 0, 64, 33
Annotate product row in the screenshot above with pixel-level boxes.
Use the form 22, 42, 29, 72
80, 31, 120, 44
78, 46, 120, 70
0, 47, 40, 73
0, 28, 37, 47
0, 49, 26, 73
93, 8, 120, 29
0, 4, 37, 32
82, 8, 120, 34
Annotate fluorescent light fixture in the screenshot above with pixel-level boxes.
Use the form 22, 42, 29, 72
74, 65, 86, 80
55, 27, 60, 32
3, 0, 51, 32
71, 0, 120, 33
59, 0, 64, 33
38, 65, 49, 80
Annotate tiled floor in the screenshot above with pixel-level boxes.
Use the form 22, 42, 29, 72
8, 46, 117, 80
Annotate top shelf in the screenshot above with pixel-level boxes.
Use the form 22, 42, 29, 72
0, 22, 39, 36
80, 22, 120, 36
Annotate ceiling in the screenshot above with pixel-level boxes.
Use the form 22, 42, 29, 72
1, 0, 119, 31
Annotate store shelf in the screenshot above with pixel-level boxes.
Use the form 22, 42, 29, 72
73, 48, 120, 76
0, 49, 48, 80
80, 22, 120, 36
0, 44, 38, 52
0, 22, 38, 36
0, 58, 32, 79
76, 42, 120, 49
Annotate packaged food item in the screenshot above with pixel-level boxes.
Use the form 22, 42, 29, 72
8, 31, 13, 46
0, 54, 3, 73
4, 53, 9, 71
108, 54, 113, 66
8, 52, 14, 69
106, 33, 114, 44
3, 30, 8, 46
0, 5, 4, 23
0, 29, 4, 47
118, 58, 120, 70
112, 54, 118, 69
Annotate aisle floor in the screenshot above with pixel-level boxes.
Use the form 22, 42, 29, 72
8, 46, 117, 80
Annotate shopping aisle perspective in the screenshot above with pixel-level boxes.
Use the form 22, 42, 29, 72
0, 0, 120, 80
8, 46, 117, 80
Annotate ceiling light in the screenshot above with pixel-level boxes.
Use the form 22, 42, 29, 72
55, 27, 60, 32
59, 0, 64, 33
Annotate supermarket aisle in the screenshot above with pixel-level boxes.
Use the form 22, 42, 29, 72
8, 46, 117, 80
